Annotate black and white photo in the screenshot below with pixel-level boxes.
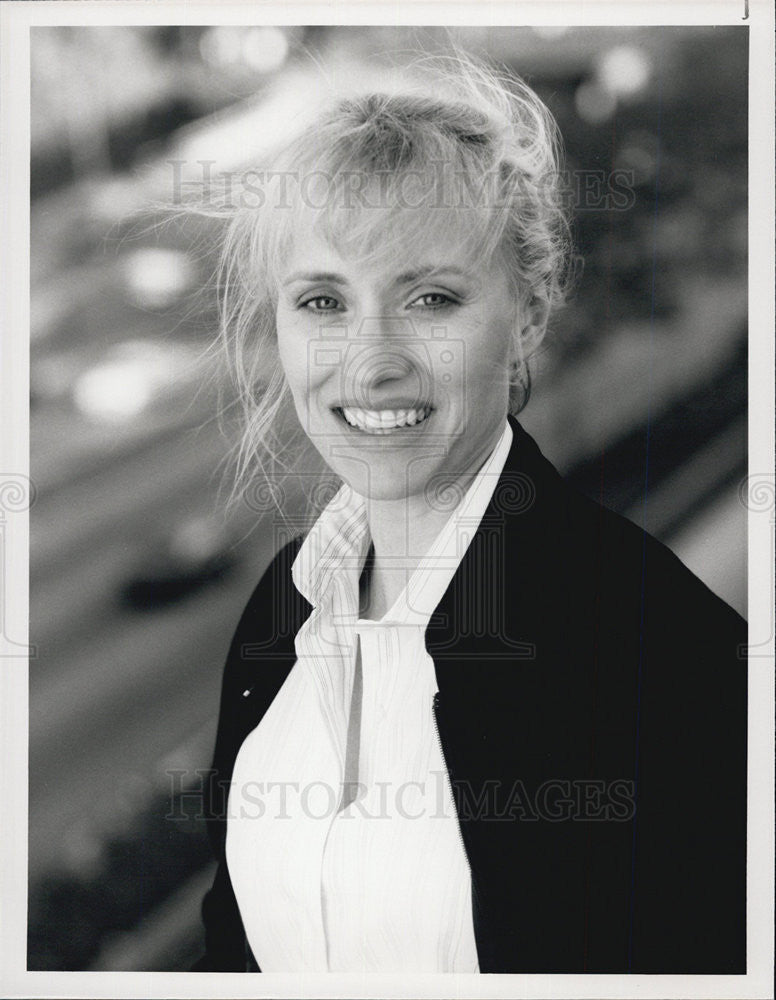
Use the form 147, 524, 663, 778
1, 3, 773, 998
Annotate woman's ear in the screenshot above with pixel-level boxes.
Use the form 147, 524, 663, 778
519, 292, 550, 355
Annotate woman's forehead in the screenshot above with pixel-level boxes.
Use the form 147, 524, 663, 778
283, 222, 468, 274
275, 201, 495, 286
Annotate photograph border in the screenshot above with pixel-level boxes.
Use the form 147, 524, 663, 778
1, 1, 773, 998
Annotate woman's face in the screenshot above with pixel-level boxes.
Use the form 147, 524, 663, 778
275, 220, 517, 502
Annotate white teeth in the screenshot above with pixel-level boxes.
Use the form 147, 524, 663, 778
340, 406, 430, 433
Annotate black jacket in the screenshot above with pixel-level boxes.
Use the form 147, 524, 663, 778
195, 416, 747, 974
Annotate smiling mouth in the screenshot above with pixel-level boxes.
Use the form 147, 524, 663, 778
333, 405, 433, 434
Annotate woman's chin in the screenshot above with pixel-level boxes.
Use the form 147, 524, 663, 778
332, 457, 446, 504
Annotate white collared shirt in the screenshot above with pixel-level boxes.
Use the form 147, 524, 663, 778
226, 420, 513, 972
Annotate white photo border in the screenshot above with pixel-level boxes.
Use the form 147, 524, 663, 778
1, 2, 773, 998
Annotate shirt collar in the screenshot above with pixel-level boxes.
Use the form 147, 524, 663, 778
291, 482, 370, 609
291, 419, 514, 622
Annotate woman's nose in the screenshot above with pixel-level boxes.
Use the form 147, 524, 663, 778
344, 316, 427, 401
361, 352, 415, 386
350, 316, 418, 381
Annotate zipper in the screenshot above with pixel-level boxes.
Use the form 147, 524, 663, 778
433, 691, 485, 968
243, 931, 252, 972
432, 692, 475, 883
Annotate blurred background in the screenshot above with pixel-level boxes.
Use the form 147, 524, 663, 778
29, 25, 747, 971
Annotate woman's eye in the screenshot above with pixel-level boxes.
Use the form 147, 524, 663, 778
301, 295, 341, 312
409, 292, 455, 310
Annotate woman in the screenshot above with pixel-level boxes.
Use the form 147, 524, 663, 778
194, 55, 747, 974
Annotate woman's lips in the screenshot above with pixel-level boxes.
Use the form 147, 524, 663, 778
333, 405, 432, 434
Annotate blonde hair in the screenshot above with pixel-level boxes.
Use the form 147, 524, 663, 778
199, 52, 573, 514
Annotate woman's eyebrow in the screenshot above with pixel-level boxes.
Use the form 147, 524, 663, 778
281, 266, 471, 287
394, 266, 468, 285
282, 270, 349, 286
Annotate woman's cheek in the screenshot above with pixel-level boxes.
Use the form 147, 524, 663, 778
451, 318, 507, 396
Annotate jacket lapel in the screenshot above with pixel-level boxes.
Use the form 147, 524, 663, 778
427, 415, 568, 708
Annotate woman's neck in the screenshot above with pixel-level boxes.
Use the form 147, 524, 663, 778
357, 423, 505, 620
358, 494, 452, 620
